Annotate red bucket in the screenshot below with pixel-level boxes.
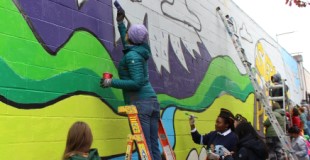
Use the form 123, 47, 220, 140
103, 72, 113, 79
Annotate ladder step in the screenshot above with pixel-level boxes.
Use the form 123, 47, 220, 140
158, 120, 176, 160
269, 84, 284, 89
242, 60, 251, 66
269, 96, 285, 101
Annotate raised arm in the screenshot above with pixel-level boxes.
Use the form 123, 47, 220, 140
116, 10, 129, 48
118, 22, 128, 48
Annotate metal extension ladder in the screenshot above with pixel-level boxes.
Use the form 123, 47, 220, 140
269, 81, 292, 132
216, 7, 297, 160
118, 105, 176, 160
269, 81, 288, 109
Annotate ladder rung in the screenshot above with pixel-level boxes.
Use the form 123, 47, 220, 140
242, 60, 251, 66
269, 84, 284, 89
269, 96, 284, 101
118, 105, 138, 114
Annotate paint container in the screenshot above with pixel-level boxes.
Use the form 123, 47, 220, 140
103, 72, 113, 79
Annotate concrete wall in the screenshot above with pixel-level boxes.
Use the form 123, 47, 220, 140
0, 0, 303, 159
304, 69, 310, 101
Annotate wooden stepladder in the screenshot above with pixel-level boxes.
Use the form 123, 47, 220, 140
118, 105, 176, 160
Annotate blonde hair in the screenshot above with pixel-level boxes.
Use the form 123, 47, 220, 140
63, 121, 93, 160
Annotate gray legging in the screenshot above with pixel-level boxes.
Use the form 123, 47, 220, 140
266, 137, 285, 160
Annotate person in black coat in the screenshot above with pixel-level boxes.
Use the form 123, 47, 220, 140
224, 122, 268, 160
269, 73, 289, 108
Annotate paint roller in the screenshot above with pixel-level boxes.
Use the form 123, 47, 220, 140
114, 0, 131, 24
113, 0, 131, 47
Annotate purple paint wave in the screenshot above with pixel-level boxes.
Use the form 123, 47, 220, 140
111, 36, 211, 98
14, 0, 114, 54
14, 0, 212, 98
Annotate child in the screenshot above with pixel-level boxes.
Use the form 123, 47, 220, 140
288, 126, 309, 160
190, 108, 238, 153
63, 121, 100, 160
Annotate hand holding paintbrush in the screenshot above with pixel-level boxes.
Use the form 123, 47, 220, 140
185, 113, 198, 129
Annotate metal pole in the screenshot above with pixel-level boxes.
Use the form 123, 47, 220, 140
276, 31, 295, 43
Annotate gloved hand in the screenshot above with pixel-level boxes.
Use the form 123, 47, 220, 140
189, 116, 195, 125
116, 10, 125, 22
100, 78, 112, 88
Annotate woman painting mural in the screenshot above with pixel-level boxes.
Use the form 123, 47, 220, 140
100, 9, 161, 160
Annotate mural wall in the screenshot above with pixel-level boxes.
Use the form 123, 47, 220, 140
304, 69, 310, 101
0, 0, 303, 159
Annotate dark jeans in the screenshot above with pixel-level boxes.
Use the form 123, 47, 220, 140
132, 98, 161, 160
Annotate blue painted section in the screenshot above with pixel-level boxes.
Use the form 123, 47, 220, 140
280, 47, 300, 87
160, 106, 176, 148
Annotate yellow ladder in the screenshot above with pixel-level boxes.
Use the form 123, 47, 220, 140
118, 105, 176, 160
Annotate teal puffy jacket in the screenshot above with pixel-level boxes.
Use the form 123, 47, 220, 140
111, 22, 156, 104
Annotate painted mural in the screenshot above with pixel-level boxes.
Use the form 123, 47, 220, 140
0, 0, 303, 159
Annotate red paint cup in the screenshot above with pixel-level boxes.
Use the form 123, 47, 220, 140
103, 72, 113, 79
